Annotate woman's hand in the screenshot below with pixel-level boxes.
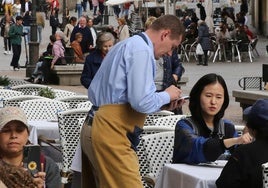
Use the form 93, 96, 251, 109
237, 132, 253, 144
33, 171, 46, 188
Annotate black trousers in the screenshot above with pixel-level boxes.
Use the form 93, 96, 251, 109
10, 44, 21, 68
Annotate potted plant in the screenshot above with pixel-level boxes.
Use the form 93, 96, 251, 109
0, 76, 11, 87
38, 87, 56, 99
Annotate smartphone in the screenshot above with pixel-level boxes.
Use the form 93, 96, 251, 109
23, 145, 41, 176
179, 95, 190, 100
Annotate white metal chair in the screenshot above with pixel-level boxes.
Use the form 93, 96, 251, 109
144, 110, 174, 126
20, 99, 69, 120
3, 95, 46, 107
141, 131, 175, 187
153, 115, 187, 128
0, 89, 23, 99
136, 126, 175, 188
57, 109, 88, 184
76, 101, 93, 110
52, 89, 77, 99
11, 84, 52, 95
9, 78, 31, 86
56, 95, 88, 109
262, 162, 268, 188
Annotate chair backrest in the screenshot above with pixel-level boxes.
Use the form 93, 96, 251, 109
0, 89, 23, 99
238, 76, 263, 90
153, 115, 187, 128
9, 78, 31, 86
3, 95, 46, 107
57, 109, 88, 176
52, 89, 77, 99
262, 162, 268, 188
144, 110, 174, 126
76, 101, 93, 110
20, 99, 69, 120
141, 131, 175, 179
11, 84, 52, 95
137, 126, 175, 187
57, 95, 88, 109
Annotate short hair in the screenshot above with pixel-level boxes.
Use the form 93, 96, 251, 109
16, 15, 23, 21
144, 16, 157, 30
149, 14, 185, 40
189, 73, 229, 124
96, 32, 115, 49
75, 32, 83, 40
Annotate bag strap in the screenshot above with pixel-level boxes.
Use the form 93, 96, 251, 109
137, 32, 148, 45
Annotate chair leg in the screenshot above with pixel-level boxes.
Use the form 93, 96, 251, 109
213, 47, 220, 63
248, 50, 253, 63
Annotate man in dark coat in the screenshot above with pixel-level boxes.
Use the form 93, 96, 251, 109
70, 16, 93, 55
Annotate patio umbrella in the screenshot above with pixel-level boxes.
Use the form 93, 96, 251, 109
105, 0, 140, 6
204, 0, 214, 33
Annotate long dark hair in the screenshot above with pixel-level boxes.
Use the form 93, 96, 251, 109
189, 73, 229, 126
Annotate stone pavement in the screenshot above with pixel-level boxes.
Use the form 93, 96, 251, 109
0, 10, 268, 125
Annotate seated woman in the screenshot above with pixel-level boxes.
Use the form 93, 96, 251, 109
216, 99, 268, 188
0, 106, 61, 188
80, 32, 115, 89
71, 32, 85, 63
173, 73, 252, 164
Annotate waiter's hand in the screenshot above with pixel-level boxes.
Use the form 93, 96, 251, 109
161, 98, 185, 111
165, 85, 182, 101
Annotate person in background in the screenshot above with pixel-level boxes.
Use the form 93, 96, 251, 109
8, 15, 24, 71
75, 0, 82, 18
173, 73, 252, 164
216, 99, 268, 188
36, 11, 45, 43
81, 32, 115, 89
70, 16, 93, 55
2, 0, 14, 16
21, 0, 31, 15
26, 35, 56, 83
82, 0, 87, 12
49, 9, 59, 35
92, 0, 98, 16
122, 2, 131, 20
12, 0, 21, 17
71, 32, 85, 63
64, 16, 77, 47
243, 24, 255, 41
197, 20, 211, 66
197, 3, 206, 21
81, 15, 185, 188
116, 17, 129, 42
113, 5, 120, 18
0, 106, 61, 188
0, 12, 15, 55
50, 30, 66, 69
87, 17, 97, 50
50, 0, 59, 17
22, 10, 31, 44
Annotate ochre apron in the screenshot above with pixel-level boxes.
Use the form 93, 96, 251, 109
81, 103, 146, 188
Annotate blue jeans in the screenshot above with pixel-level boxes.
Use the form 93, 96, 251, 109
37, 25, 43, 43
23, 26, 31, 44
76, 4, 82, 18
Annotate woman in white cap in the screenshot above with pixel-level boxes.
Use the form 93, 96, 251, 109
0, 106, 61, 188
216, 98, 268, 188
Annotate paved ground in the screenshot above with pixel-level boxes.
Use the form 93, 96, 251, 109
1, 10, 268, 125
